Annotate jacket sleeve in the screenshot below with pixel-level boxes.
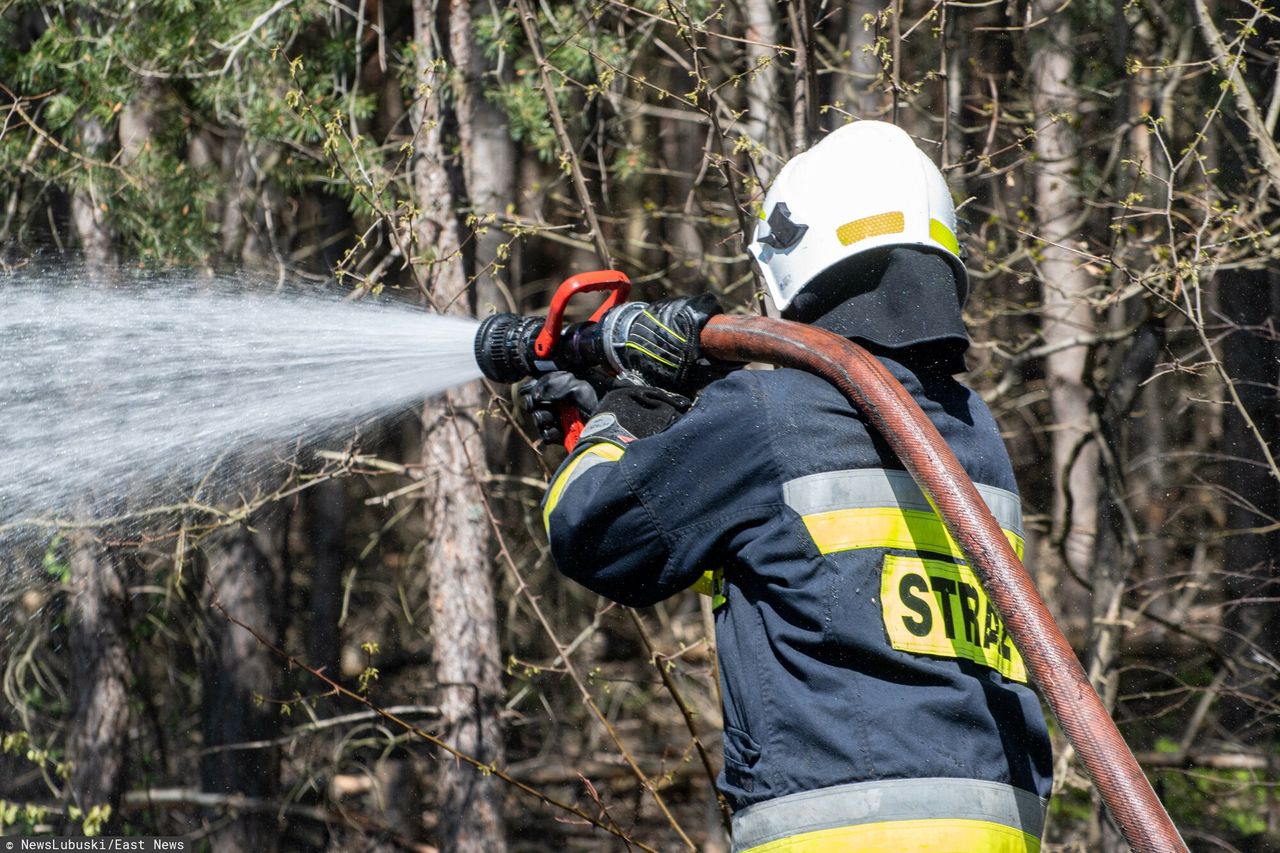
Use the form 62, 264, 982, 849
543, 371, 778, 607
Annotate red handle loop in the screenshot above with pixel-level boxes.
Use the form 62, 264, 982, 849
534, 270, 632, 359
557, 405, 585, 451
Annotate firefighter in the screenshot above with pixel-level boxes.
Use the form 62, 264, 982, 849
523, 120, 1053, 852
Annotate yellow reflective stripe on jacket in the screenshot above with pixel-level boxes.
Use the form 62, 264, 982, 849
542, 442, 625, 530
541, 441, 722, 603
730, 778, 1046, 853
689, 568, 726, 607
740, 817, 1040, 853
801, 506, 1025, 560
783, 468, 1024, 560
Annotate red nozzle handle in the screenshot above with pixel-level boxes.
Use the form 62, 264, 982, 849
534, 270, 632, 359
558, 404, 585, 451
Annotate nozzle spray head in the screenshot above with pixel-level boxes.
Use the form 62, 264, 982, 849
474, 270, 637, 384
474, 313, 543, 383
474, 310, 625, 383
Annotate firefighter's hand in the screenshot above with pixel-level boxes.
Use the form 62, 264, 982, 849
595, 386, 692, 438
519, 372, 599, 445
620, 293, 730, 394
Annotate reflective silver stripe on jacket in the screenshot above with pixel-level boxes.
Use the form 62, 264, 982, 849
730, 777, 1047, 852
782, 468, 1023, 538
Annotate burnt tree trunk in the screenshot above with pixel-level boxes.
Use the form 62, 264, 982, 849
201, 508, 287, 853
1218, 269, 1280, 741
306, 478, 347, 682
412, 1, 507, 849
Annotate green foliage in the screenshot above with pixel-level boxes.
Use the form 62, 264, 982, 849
0, 799, 51, 834
478, 4, 628, 163
42, 536, 67, 583
0, 0, 380, 259
1158, 766, 1271, 840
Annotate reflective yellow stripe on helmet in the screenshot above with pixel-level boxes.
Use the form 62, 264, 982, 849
835, 211, 905, 247
740, 817, 1040, 853
929, 217, 960, 255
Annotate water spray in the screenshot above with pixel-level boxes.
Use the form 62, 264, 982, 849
0, 276, 480, 533
475, 270, 1187, 853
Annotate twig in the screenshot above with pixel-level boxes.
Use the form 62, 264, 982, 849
207, 592, 655, 851
513, 0, 614, 268
121, 788, 435, 852
212, 0, 300, 73
1191, 0, 1280, 196
626, 608, 733, 835
444, 396, 696, 849
198, 705, 443, 755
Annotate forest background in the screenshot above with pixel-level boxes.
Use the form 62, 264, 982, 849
1, 0, 1279, 851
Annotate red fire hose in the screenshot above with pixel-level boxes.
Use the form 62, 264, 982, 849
700, 314, 1187, 853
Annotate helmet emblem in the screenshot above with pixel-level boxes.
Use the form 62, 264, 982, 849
760, 203, 808, 251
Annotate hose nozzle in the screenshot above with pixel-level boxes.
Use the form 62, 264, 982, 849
474, 309, 626, 384
474, 313, 543, 383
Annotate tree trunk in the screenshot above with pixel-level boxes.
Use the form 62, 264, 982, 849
1029, 11, 1110, 847
1087, 316, 1164, 852
65, 534, 130, 835
454, 0, 517, 317
69, 118, 117, 268
306, 479, 347, 680
65, 106, 126, 834
201, 509, 286, 853
743, 0, 785, 184
412, 2, 507, 849
1218, 268, 1280, 744
1030, 3, 1099, 599
845, 0, 887, 120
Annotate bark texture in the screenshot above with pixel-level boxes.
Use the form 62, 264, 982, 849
201, 510, 286, 853
69, 118, 117, 268
65, 535, 130, 835
455, 0, 517, 316
744, 0, 784, 184
413, 1, 508, 849
1030, 5, 1099, 592
65, 106, 125, 833
307, 479, 347, 681
845, 0, 887, 120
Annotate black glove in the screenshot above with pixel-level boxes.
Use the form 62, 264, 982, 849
519, 372, 599, 445
595, 386, 692, 439
620, 293, 729, 394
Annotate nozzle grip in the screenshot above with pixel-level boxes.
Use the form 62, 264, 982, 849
557, 404, 585, 451
535, 270, 631, 359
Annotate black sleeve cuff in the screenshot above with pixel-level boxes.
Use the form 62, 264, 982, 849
594, 387, 692, 438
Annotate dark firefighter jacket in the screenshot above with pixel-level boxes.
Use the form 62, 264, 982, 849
542, 348, 1054, 852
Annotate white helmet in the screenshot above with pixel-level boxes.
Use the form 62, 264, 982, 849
749, 121, 967, 313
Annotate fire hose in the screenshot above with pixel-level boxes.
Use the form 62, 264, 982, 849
474, 272, 1187, 852
700, 314, 1186, 853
